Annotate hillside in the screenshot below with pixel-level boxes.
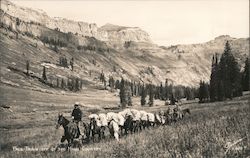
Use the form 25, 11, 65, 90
0, 0, 249, 89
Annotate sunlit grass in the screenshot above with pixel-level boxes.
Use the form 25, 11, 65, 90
1, 98, 249, 158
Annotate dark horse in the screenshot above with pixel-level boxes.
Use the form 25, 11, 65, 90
56, 114, 82, 150
89, 118, 105, 142
123, 115, 134, 135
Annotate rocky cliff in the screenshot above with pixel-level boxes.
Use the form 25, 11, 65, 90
1, 0, 151, 45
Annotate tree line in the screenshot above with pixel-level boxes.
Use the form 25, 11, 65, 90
198, 41, 249, 103
99, 72, 198, 107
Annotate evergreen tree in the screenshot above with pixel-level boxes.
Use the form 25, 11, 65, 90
165, 79, 170, 100
170, 93, 175, 105
26, 60, 30, 76
209, 54, 219, 102
198, 81, 209, 103
104, 78, 107, 90
242, 58, 249, 91
53, 45, 59, 53
75, 78, 79, 91
61, 78, 65, 89
70, 57, 74, 71
160, 82, 165, 100
108, 76, 115, 89
80, 80, 83, 90
168, 83, 173, 101
100, 71, 105, 83
218, 41, 242, 99
119, 78, 126, 107
127, 88, 133, 106
140, 84, 146, 106
42, 66, 47, 81
115, 80, 120, 89
56, 78, 59, 87
148, 84, 154, 106
218, 80, 225, 101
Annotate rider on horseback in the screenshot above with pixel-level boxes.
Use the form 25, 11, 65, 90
71, 102, 83, 138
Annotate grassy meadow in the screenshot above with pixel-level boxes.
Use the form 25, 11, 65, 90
0, 86, 249, 158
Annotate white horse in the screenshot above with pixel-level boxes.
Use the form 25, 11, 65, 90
109, 119, 119, 141
88, 114, 101, 126
98, 113, 108, 127
106, 112, 121, 141
139, 110, 148, 129
119, 108, 133, 118
130, 109, 141, 132
146, 112, 155, 127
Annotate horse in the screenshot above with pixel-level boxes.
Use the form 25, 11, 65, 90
179, 108, 191, 119
89, 118, 105, 142
164, 109, 173, 125
118, 109, 134, 135
155, 113, 162, 126
130, 109, 141, 133
123, 114, 134, 134
108, 119, 120, 141
81, 121, 91, 144
56, 114, 82, 150
146, 112, 156, 128
140, 110, 149, 130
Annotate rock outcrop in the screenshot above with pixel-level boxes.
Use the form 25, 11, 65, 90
98, 23, 151, 44
1, 0, 151, 45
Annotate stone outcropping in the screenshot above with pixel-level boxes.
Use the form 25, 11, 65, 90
1, 0, 151, 44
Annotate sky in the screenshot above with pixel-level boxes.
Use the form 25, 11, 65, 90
11, 0, 249, 46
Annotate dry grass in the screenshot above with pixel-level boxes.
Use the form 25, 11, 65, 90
1, 96, 249, 158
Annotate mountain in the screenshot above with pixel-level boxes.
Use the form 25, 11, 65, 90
1, 0, 151, 47
0, 0, 249, 89
98, 23, 151, 46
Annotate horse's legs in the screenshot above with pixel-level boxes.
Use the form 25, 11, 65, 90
98, 132, 101, 142
101, 127, 105, 140
61, 136, 66, 143
114, 131, 119, 141
66, 138, 72, 151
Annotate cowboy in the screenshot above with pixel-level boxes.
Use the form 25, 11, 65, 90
71, 102, 83, 137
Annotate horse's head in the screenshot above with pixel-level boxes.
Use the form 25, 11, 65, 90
184, 108, 191, 114
125, 114, 133, 121
56, 113, 65, 129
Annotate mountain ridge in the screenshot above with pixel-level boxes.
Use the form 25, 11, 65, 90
2, 0, 151, 44
0, 0, 249, 88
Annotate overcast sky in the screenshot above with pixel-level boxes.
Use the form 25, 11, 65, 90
12, 0, 249, 46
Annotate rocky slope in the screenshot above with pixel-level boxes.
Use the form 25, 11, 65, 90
1, 0, 151, 46
0, 0, 249, 88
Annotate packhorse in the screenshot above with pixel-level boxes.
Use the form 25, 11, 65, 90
89, 118, 106, 142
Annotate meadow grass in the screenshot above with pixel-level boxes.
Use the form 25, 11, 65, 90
0, 98, 249, 158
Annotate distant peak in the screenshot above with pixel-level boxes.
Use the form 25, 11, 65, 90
214, 35, 232, 40
100, 23, 139, 32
